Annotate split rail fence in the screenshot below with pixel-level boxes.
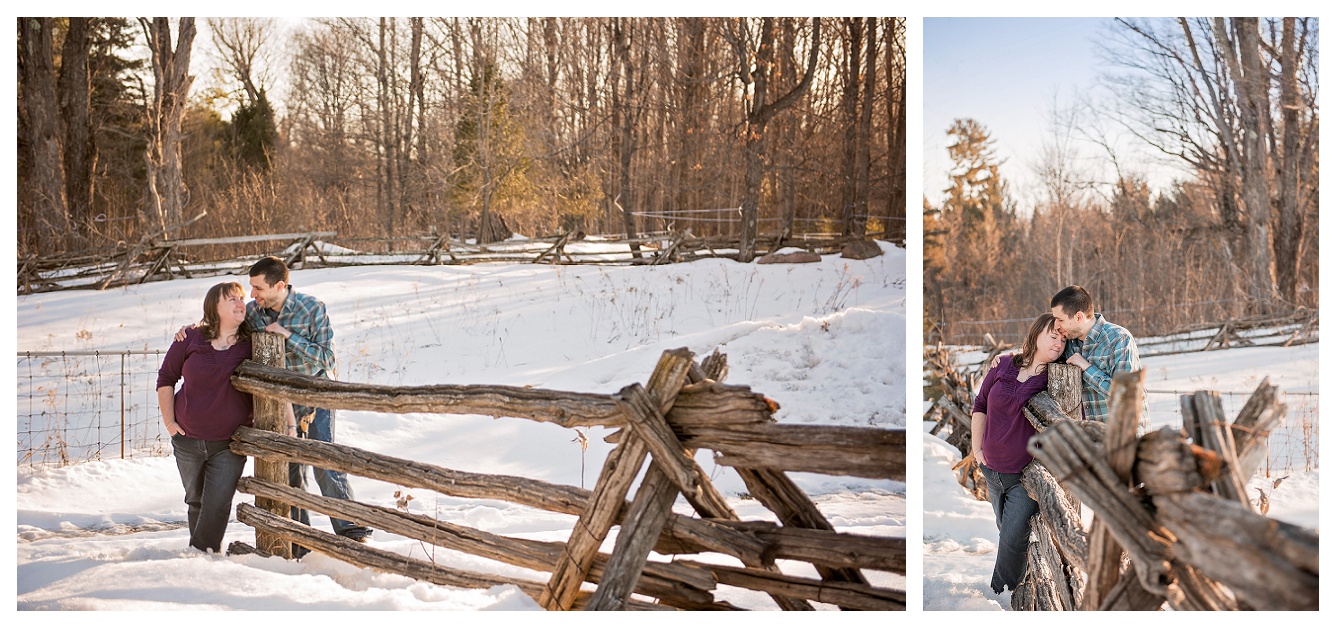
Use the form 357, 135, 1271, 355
227, 333, 905, 610
19, 229, 887, 294
925, 345, 1317, 611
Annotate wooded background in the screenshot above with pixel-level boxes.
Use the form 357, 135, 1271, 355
17, 17, 906, 263
924, 18, 1318, 344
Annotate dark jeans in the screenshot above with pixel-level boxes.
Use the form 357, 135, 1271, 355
172, 434, 247, 553
290, 407, 371, 541
981, 463, 1038, 594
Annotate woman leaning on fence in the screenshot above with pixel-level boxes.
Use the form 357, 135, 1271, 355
156, 281, 279, 553
971, 313, 1065, 595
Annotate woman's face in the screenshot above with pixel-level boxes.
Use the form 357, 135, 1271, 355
216, 289, 247, 327
1035, 325, 1065, 365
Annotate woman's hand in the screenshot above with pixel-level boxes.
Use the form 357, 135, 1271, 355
166, 421, 185, 437
973, 449, 986, 468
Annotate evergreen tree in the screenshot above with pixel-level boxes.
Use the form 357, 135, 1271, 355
452, 62, 529, 242
933, 118, 1016, 323
229, 89, 278, 172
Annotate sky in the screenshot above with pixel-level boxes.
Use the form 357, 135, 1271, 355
922, 17, 1194, 211
13, 241, 906, 612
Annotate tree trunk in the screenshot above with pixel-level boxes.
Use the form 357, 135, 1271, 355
59, 17, 95, 238
852, 17, 876, 238
886, 19, 907, 243
141, 17, 197, 233
1214, 17, 1278, 307
839, 18, 862, 239
738, 18, 820, 262
1273, 17, 1305, 303
614, 18, 639, 246
18, 17, 68, 250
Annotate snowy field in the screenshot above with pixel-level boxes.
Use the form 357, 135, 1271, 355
10, 242, 905, 611
920, 341, 1322, 611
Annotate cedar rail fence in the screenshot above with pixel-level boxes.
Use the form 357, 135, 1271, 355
925, 346, 1318, 611
226, 333, 906, 611
18, 229, 890, 294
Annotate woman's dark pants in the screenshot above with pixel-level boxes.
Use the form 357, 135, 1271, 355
172, 434, 247, 553
981, 463, 1038, 594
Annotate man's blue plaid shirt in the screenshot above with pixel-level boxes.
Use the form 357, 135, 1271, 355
1062, 313, 1147, 424
246, 288, 336, 381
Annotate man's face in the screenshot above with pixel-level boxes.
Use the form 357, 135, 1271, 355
1050, 306, 1084, 340
250, 274, 285, 311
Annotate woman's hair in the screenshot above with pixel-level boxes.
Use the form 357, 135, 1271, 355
1014, 313, 1058, 369
201, 282, 251, 342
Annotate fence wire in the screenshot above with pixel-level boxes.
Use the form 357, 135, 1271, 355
17, 350, 170, 468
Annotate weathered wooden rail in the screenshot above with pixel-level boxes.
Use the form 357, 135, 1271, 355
19, 229, 885, 294
227, 335, 904, 610
925, 346, 1317, 611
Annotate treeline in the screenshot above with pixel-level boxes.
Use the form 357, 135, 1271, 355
925, 18, 1319, 345
16, 17, 906, 262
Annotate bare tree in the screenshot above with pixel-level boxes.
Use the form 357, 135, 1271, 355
140, 17, 197, 232
725, 17, 821, 262
209, 17, 274, 103
1106, 17, 1318, 308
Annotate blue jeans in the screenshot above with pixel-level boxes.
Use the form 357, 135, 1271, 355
290, 407, 371, 541
981, 463, 1038, 594
172, 434, 247, 553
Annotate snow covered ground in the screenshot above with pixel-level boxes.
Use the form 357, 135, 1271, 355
920, 341, 1321, 611
10, 242, 906, 611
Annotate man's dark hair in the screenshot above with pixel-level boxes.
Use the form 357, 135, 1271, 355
249, 256, 290, 287
1051, 285, 1093, 317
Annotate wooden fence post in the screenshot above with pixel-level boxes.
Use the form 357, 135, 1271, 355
249, 332, 291, 558
538, 349, 694, 610
1082, 369, 1159, 610
1013, 363, 1084, 610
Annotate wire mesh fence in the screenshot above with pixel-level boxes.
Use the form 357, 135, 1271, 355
17, 350, 171, 468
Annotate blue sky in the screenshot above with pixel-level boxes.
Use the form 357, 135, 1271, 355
922, 17, 1189, 210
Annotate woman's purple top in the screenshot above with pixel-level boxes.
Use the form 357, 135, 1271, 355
156, 327, 253, 441
971, 355, 1049, 473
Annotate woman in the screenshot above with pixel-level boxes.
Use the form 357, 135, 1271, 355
157, 281, 257, 553
971, 313, 1065, 595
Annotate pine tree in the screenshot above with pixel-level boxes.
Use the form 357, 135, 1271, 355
452, 62, 529, 243
229, 89, 278, 172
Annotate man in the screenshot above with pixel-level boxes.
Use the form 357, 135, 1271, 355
245, 256, 373, 547
1049, 285, 1148, 427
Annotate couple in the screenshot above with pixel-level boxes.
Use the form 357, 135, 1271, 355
972, 285, 1144, 595
155, 256, 372, 555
